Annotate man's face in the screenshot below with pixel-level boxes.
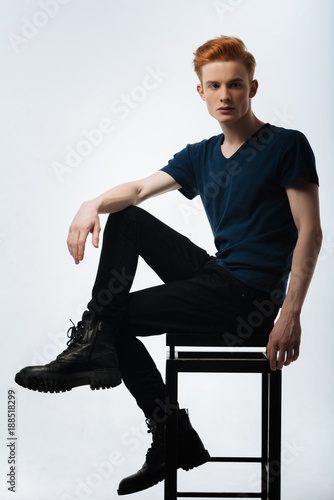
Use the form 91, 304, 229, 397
197, 60, 258, 125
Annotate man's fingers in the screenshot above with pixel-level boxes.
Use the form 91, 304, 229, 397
67, 214, 101, 263
284, 349, 293, 366
270, 345, 300, 370
77, 238, 86, 261
292, 344, 300, 361
284, 343, 300, 366
67, 205, 101, 264
270, 354, 277, 371
268, 343, 278, 371
67, 228, 88, 264
276, 348, 286, 370
67, 230, 77, 262
75, 229, 90, 262
268, 344, 288, 371
91, 222, 101, 248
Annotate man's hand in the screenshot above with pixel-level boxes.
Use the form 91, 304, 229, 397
67, 201, 101, 264
65, 172, 180, 265
266, 311, 301, 371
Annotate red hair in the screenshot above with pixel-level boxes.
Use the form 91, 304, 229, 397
193, 35, 256, 83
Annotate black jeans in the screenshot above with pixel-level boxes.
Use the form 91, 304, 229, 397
82, 206, 280, 419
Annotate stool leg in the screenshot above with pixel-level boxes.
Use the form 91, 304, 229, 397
268, 369, 282, 500
165, 359, 178, 500
261, 372, 269, 500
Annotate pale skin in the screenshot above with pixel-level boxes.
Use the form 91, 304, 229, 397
67, 59, 322, 371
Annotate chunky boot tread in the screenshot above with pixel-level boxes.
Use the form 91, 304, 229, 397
15, 320, 122, 393
15, 368, 121, 393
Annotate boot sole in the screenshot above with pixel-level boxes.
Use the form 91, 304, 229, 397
117, 468, 165, 495
15, 368, 122, 393
117, 450, 210, 495
178, 447, 211, 470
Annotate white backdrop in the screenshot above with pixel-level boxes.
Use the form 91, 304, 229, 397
1, 1, 334, 499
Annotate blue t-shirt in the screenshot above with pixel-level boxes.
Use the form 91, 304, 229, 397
160, 123, 319, 298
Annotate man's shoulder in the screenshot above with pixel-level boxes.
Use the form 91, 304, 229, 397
266, 123, 309, 145
183, 133, 223, 162
187, 133, 223, 151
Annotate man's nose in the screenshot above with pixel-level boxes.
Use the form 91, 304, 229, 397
220, 86, 231, 102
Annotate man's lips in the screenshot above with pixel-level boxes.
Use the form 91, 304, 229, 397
218, 106, 235, 110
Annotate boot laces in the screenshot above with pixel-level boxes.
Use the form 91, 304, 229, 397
146, 418, 154, 433
66, 320, 85, 348
145, 419, 164, 464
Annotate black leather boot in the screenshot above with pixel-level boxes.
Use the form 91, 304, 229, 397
15, 319, 122, 392
117, 409, 210, 495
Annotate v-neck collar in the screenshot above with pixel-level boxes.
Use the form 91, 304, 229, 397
219, 123, 269, 161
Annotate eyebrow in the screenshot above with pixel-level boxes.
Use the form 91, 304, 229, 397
205, 78, 244, 85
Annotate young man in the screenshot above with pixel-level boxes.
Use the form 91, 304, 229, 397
15, 36, 322, 495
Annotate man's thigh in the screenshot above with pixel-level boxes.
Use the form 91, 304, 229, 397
123, 258, 279, 340
102, 206, 212, 284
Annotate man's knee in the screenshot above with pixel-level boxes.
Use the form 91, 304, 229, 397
106, 205, 146, 227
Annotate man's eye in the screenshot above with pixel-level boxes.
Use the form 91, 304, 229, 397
230, 82, 241, 88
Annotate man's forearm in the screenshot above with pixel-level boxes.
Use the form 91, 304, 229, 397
90, 181, 141, 215
266, 226, 322, 370
88, 171, 180, 215
281, 227, 322, 317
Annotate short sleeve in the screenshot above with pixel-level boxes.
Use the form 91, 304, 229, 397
277, 131, 319, 187
160, 145, 199, 200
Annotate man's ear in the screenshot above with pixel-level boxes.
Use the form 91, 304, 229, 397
197, 83, 206, 101
249, 79, 259, 98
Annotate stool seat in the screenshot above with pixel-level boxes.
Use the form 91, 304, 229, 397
166, 332, 270, 348
164, 332, 281, 500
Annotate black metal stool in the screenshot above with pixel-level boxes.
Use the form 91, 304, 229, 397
165, 333, 282, 500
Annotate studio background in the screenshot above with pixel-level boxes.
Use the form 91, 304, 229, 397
1, 0, 333, 499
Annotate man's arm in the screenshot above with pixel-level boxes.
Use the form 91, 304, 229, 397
266, 177, 322, 370
67, 171, 180, 264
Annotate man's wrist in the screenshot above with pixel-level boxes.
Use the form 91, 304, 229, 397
86, 197, 102, 214
280, 300, 302, 319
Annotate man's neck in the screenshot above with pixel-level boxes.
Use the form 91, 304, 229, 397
220, 112, 265, 146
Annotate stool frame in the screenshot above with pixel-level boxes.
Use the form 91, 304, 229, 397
164, 333, 282, 500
